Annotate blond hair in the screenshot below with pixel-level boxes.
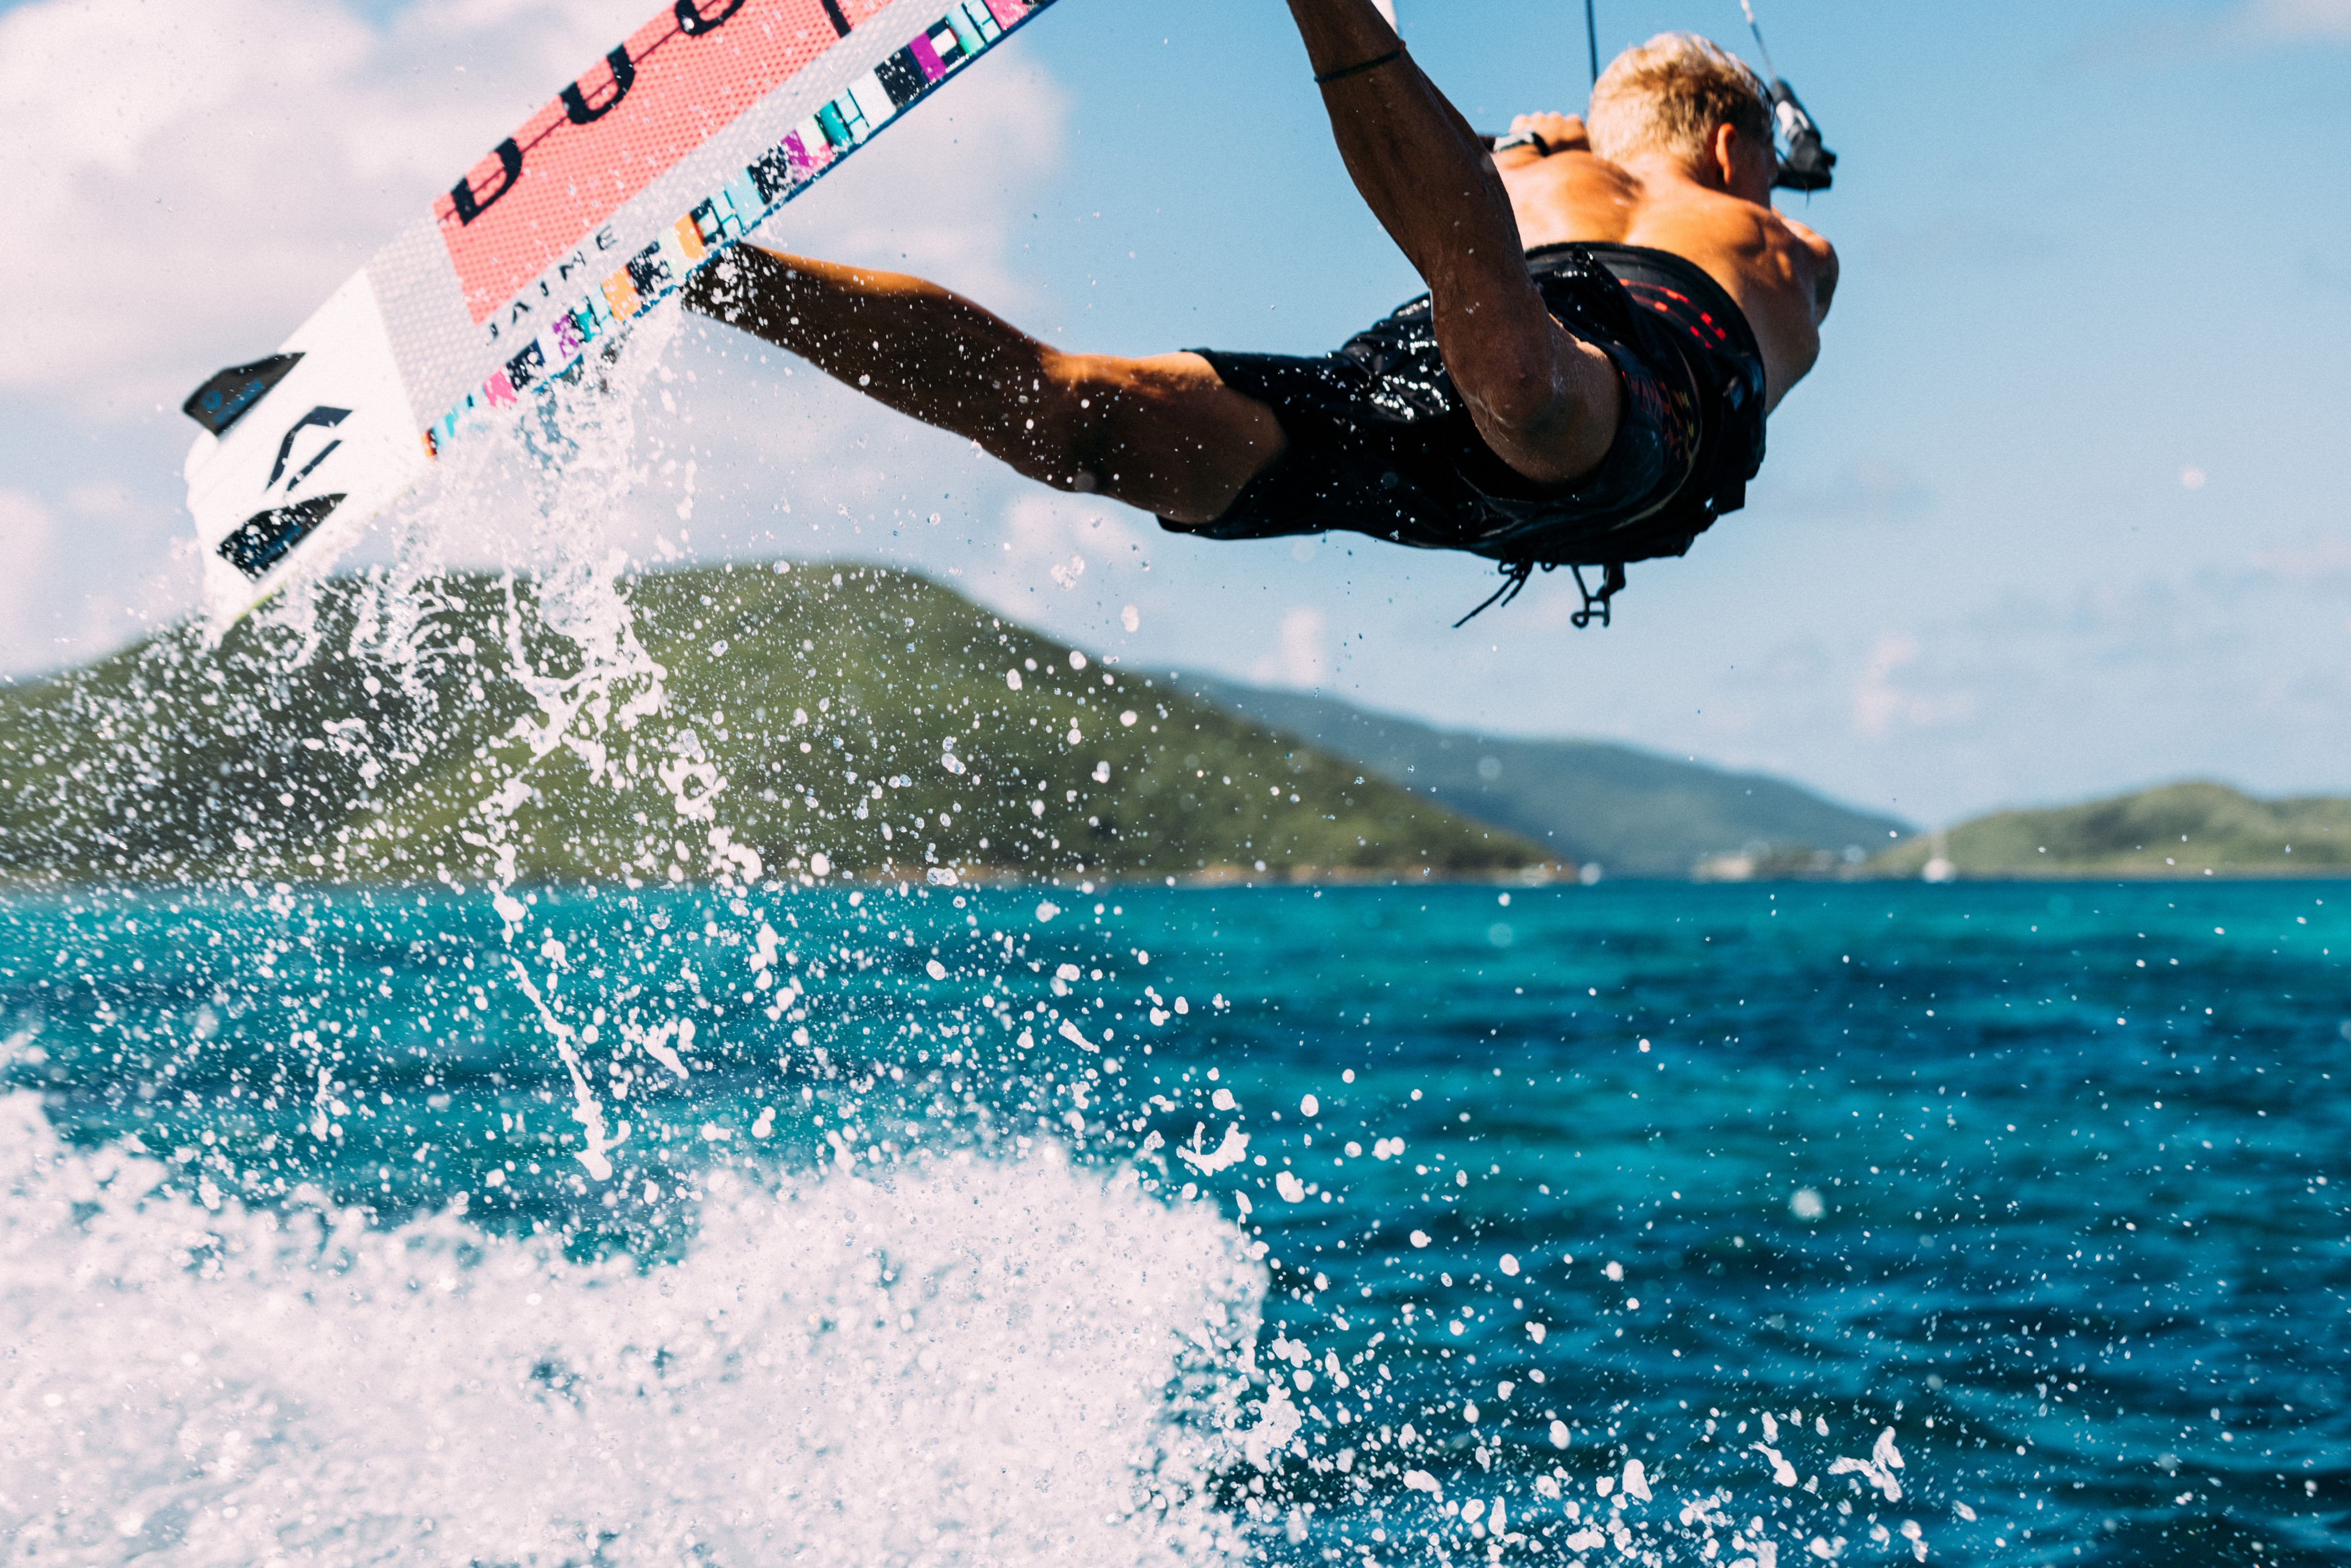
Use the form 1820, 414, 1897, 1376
1586, 32, 1771, 166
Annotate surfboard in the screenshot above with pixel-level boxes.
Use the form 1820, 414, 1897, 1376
181, 0, 1056, 626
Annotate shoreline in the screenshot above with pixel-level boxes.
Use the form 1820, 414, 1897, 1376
7, 865, 2350, 897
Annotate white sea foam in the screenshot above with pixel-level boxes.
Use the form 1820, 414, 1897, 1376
0, 1092, 1264, 1565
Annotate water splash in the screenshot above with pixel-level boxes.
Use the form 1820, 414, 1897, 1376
253, 305, 728, 1179
0, 1089, 1262, 1566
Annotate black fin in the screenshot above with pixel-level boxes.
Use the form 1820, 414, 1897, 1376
215, 494, 344, 580
183, 353, 303, 437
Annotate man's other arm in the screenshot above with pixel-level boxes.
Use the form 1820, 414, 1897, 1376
1492, 111, 1591, 169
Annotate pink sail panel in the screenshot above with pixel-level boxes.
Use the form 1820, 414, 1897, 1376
433, 0, 897, 325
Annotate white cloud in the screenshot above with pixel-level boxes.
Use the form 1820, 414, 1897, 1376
62, 480, 141, 519
1745, 460, 1933, 525
2249, 534, 2351, 581
0, 0, 653, 416
1251, 606, 1328, 688
0, 0, 1066, 420
0, 491, 63, 673
0, 487, 192, 676
1785, 565, 2351, 816
1848, 632, 1968, 740
2080, 0, 2351, 61
961, 492, 1153, 616
2233, 0, 2351, 40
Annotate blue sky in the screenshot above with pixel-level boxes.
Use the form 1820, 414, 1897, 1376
1, 0, 2346, 826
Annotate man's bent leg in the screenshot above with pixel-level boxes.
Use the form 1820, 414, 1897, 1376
1285, 0, 1620, 487
684, 247, 1283, 524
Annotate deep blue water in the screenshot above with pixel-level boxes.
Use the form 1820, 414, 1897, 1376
3, 879, 2345, 1565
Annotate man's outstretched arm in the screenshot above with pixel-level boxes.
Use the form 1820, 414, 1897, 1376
682, 246, 1281, 523
1287, 0, 1619, 486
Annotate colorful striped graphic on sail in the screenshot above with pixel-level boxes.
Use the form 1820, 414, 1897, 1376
426, 0, 1032, 457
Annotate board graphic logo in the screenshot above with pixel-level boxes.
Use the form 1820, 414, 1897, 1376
560, 48, 637, 125
676, 0, 751, 33
266, 406, 352, 495
448, 139, 523, 226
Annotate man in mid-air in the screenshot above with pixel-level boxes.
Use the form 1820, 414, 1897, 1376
686, 0, 1837, 618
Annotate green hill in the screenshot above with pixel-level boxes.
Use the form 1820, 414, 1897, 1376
1178, 674, 1909, 878
0, 563, 1543, 888
1868, 781, 2351, 879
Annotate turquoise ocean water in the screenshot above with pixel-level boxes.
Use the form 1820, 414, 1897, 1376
3, 878, 2344, 1565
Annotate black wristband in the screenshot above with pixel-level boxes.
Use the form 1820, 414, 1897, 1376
1313, 45, 1405, 86
1490, 130, 1556, 157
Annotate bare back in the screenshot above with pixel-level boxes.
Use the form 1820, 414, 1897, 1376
1495, 125, 1836, 412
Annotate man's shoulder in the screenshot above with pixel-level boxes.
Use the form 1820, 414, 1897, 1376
1638, 193, 1830, 282
1774, 210, 1838, 273
1497, 151, 1643, 246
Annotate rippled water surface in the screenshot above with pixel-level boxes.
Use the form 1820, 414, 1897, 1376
4, 878, 2344, 1565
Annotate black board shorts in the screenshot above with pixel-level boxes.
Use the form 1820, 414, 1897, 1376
1163, 243, 1768, 570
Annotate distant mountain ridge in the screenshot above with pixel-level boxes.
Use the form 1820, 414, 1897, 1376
0, 565, 1541, 888
1868, 781, 2350, 879
1176, 674, 1910, 879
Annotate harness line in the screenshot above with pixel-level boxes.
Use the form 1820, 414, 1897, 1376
1738, 0, 1780, 81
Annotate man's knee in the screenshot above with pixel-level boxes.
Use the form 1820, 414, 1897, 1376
989, 351, 1114, 491
1027, 352, 1184, 493
1016, 351, 1283, 519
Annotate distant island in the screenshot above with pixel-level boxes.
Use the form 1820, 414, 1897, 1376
1865, 781, 2350, 880
0, 564, 1542, 889
1182, 682, 2350, 883
1181, 674, 1909, 879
